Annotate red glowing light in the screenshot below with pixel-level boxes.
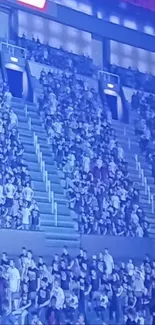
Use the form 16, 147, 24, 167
17, 0, 46, 10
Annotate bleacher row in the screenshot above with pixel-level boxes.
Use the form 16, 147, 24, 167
0, 34, 155, 324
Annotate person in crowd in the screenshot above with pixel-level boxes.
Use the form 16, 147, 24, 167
35, 66, 148, 238
0, 246, 155, 324
0, 81, 40, 231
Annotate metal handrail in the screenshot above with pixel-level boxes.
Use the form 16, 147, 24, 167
1, 41, 27, 58
24, 104, 28, 116
144, 177, 147, 195
28, 117, 31, 131
151, 195, 154, 213
48, 180, 51, 202
42, 161, 46, 181
24, 104, 56, 217
51, 191, 54, 214
54, 202, 58, 226
135, 154, 138, 170
148, 185, 151, 204
45, 171, 48, 192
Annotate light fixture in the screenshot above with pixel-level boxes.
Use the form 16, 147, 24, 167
10, 57, 18, 63
107, 83, 114, 89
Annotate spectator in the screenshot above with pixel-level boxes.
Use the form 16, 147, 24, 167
0, 247, 155, 324
36, 67, 148, 238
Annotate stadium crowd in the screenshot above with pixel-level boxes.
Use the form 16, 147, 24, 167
18, 34, 155, 95
37, 66, 149, 238
0, 34, 152, 238
0, 81, 40, 231
18, 35, 96, 77
0, 246, 155, 325
131, 91, 155, 184
109, 64, 155, 95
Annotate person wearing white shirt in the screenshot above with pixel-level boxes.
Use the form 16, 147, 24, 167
8, 260, 20, 310
4, 88, 12, 105
22, 202, 30, 230
69, 290, 78, 310
133, 272, 145, 296
111, 194, 120, 210
108, 160, 117, 174
96, 157, 103, 169
10, 110, 18, 127
5, 180, 16, 209
51, 280, 65, 310
83, 155, 90, 173
135, 312, 145, 325
49, 104, 57, 116
117, 145, 124, 161
0, 184, 4, 203
119, 186, 127, 202
0, 119, 4, 134
131, 211, 139, 225
109, 138, 116, 151
100, 290, 108, 308
23, 184, 34, 203
127, 259, 135, 277
95, 124, 101, 135
103, 249, 114, 275
68, 153, 75, 168
106, 109, 112, 124
54, 121, 62, 134
136, 224, 144, 237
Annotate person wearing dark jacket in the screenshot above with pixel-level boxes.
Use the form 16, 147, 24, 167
46, 296, 61, 325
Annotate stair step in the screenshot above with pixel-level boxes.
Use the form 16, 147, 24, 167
33, 181, 46, 191
40, 213, 73, 221
45, 232, 79, 241
24, 153, 38, 163
40, 225, 75, 233
27, 162, 40, 171
51, 183, 64, 194
24, 145, 35, 154
40, 220, 75, 228
20, 136, 34, 145
29, 171, 43, 181
34, 196, 48, 203
32, 125, 46, 134
27, 104, 38, 113
46, 238, 80, 248
46, 165, 58, 173
48, 175, 60, 184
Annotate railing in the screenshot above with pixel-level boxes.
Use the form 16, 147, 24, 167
51, 191, 54, 214
54, 202, 58, 226
28, 117, 31, 130
135, 154, 155, 213
0, 42, 27, 58
33, 132, 55, 214
98, 70, 120, 85
24, 106, 56, 221
24, 104, 28, 117
151, 195, 154, 213
148, 185, 151, 204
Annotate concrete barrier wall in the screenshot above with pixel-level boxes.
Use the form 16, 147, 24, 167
0, 230, 46, 256
81, 235, 153, 262
0, 230, 153, 262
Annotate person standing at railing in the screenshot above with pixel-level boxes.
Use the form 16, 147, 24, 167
4, 87, 12, 107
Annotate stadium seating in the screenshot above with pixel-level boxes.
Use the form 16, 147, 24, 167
0, 27, 155, 325
0, 246, 153, 325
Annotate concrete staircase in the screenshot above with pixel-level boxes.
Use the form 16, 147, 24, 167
112, 118, 155, 237
12, 97, 80, 249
